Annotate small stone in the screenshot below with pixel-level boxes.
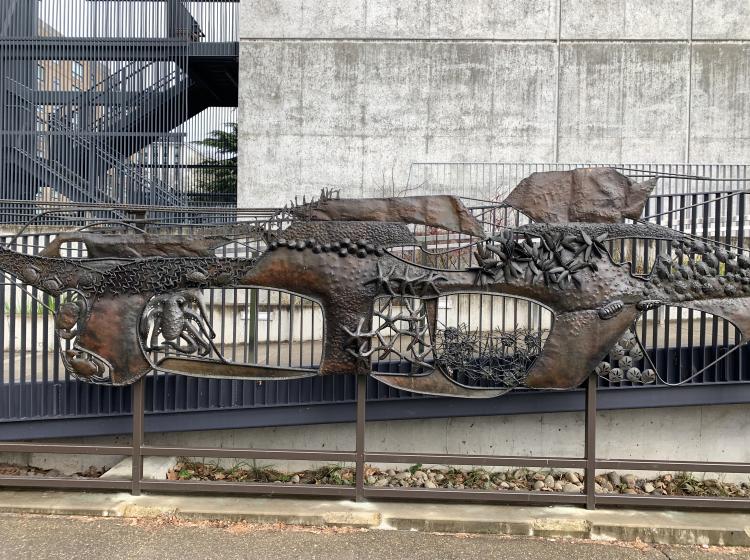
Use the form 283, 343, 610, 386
499, 481, 510, 489
622, 488, 637, 495
533, 480, 545, 491
413, 470, 427, 480
291, 474, 300, 484
373, 477, 389, 487
512, 468, 526, 480
544, 475, 555, 488
563, 483, 581, 493
565, 471, 580, 484
595, 483, 604, 494
643, 482, 655, 493
394, 471, 411, 480
622, 474, 637, 488
553, 481, 563, 491
366, 476, 376, 485
386, 469, 396, 476
425, 481, 438, 489
435, 474, 445, 482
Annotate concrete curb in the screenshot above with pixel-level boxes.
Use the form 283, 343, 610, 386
0, 489, 749, 546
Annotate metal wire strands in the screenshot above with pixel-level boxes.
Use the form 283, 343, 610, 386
435, 324, 546, 388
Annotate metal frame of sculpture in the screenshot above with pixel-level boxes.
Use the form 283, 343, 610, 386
0, 167, 748, 401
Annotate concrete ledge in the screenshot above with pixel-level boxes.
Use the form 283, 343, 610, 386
0, 489, 749, 546
100, 456, 176, 481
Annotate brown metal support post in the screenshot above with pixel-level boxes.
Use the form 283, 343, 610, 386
355, 374, 367, 502
584, 371, 597, 510
131, 378, 145, 496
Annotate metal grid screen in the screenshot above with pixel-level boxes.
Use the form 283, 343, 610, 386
1, 0, 239, 210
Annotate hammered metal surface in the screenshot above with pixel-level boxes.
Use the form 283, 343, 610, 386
0, 168, 747, 397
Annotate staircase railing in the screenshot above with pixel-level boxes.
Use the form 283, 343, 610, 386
7, 77, 185, 207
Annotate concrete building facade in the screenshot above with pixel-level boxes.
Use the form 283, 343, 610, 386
237, 0, 750, 206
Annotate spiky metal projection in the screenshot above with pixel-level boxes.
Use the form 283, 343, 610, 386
0, 168, 747, 398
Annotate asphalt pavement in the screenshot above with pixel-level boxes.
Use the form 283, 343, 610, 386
1, 513, 749, 560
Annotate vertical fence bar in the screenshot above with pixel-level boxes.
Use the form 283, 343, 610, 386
585, 371, 597, 510
131, 378, 145, 496
355, 374, 367, 502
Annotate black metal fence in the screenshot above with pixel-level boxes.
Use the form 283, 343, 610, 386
1, 187, 749, 427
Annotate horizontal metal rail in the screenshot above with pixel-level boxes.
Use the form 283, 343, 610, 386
1, 373, 749, 511
364, 453, 586, 469
0, 443, 132, 455
142, 446, 354, 462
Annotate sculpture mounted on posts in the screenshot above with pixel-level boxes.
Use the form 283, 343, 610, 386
0, 167, 747, 398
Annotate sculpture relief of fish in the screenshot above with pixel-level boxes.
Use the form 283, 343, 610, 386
0, 168, 746, 398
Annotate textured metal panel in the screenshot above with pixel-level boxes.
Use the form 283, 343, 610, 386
406, 162, 750, 199
1, 178, 750, 431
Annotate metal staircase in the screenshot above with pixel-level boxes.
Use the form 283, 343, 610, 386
6, 76, 186, 206
0, 0, 239, 212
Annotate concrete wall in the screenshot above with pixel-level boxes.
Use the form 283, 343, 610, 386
237, 0, 750, 206
9, 403, 750, 482
145, 403, 750, 476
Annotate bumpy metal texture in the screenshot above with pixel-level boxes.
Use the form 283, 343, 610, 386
0, 167, 748, 398
505, 167, 657, 223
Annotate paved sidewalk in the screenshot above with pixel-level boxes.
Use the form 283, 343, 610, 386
1, 513, 749, 560
1, 489, 750, 547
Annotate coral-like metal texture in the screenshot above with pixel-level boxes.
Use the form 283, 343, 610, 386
0, 168, 748, 398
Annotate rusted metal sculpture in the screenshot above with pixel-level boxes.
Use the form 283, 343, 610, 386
0, 168, 747, 398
